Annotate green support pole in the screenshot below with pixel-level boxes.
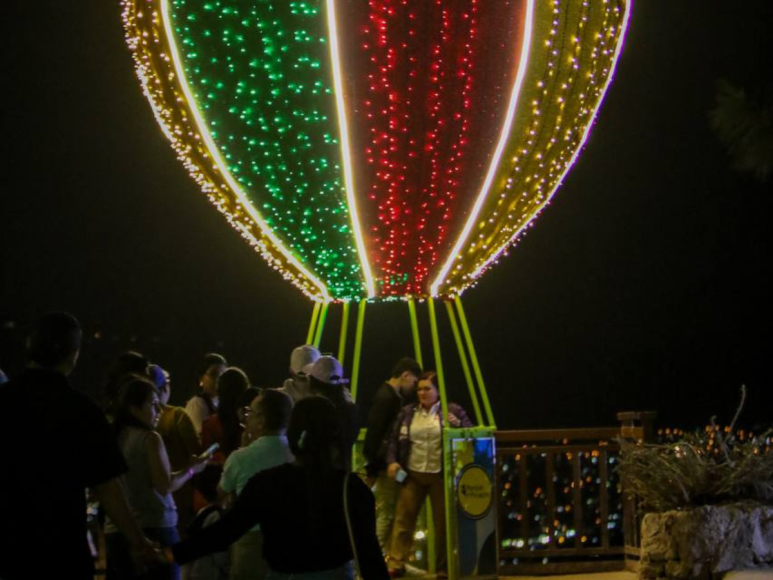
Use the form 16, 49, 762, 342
455, 296, 496, 428
408, 298, 423, 368
425, 501, 436, 575
411, 298, 432, 574
442, 429, 458, 580
426, 298, 449, 423
337, 301, 350, 366
427, 298, 457, 580
306, 301, 321, 345
313, 301, 329, 349
350, 299, 367, 402
444, 300, 484, 426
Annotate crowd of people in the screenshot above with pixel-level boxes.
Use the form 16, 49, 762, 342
0, 312, 474, 580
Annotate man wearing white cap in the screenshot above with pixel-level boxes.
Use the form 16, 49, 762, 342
279, 345, 320, 403
304, 355, 359, 469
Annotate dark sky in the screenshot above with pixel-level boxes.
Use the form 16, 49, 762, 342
1, 1, 771, 430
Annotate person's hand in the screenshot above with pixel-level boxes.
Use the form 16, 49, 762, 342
130, 536, 165, 567
448, 413, 461, 427
163, 546, 176, 565
387, 462, 402, 480
188, 455, 209, 476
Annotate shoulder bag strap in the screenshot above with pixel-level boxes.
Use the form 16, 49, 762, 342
344, 472, 363, 578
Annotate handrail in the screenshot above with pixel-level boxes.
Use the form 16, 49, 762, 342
494, 411, 655, 576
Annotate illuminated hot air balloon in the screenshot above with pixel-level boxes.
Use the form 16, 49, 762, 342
121, 0, 630, 303
121, 0, 630, 431
122, 7, 631, 558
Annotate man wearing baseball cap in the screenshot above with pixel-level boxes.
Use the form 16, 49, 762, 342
279, 344, 320, 403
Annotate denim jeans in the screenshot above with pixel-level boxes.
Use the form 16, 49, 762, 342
266, 562, 354, 580
106, 526, 181, 580
373, 472, 400, 551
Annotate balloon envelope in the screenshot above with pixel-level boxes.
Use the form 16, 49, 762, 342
122, 0, 630, 302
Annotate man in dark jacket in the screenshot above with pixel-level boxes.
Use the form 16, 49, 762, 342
305, 355, 359, 469
0, 312, 158, 579
363, 357, 422, 550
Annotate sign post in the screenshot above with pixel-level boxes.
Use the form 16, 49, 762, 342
444, 427, 498, 580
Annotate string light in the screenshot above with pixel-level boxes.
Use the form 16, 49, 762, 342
121, 0, 630, 301
438, 0, 631, 297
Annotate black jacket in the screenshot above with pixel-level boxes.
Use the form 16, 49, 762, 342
363, 382, 402, 477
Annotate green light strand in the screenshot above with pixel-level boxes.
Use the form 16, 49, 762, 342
170, 0, 364, 299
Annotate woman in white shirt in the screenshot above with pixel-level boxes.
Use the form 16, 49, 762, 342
385, 372, 472, 578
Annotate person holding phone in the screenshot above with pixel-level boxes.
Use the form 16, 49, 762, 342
149, 363, 203, 534
385, 372, 472, 578
105, 376, 211, 580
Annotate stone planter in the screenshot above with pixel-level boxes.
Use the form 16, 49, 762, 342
639, 502, 773, 579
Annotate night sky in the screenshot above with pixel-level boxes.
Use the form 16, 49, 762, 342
1, 1, 771, 430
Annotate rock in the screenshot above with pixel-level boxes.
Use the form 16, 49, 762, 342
638, 502, 773, 579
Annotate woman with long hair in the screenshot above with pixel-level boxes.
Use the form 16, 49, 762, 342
385, 371, 473, 578
103, 351, 150, 419
105, 376, 209, 580
167, 396, 388, 580
149, 364, 202, 534
201, 366, 250, 461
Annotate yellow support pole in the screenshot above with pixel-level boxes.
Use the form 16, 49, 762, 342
306, 301, 321, 345
408, 298, 423, 368
337, 301, 350, 366
444, 300, 483, 426
313, 301, 330, 348
350, 300, 367, 401
455, 296, 496, 427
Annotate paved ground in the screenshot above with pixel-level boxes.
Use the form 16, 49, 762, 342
503, 573, 636, 580
504, 572, 773, 580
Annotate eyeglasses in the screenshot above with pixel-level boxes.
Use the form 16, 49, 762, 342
417, 387, 433, 392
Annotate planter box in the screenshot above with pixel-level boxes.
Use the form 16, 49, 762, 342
639, 502, 773, 579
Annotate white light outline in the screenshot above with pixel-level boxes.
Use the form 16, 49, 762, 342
137, 69, 176, 143
429, 0, 536, 297
468, 0, 632, 282
160, 0, 332, 302
326, 0, 376, 299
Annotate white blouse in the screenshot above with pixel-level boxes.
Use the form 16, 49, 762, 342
407, 402, 442, 473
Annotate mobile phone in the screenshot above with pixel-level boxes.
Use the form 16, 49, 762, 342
199, 443, 219, 460
395, 468, 407, 484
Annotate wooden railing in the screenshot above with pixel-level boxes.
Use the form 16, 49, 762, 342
494, 412, 655, 576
